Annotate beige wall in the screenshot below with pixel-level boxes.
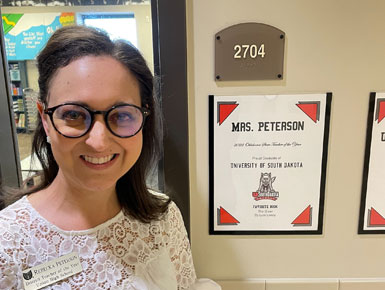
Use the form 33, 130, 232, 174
2, 5, 153, 90
187, 0, 385, 283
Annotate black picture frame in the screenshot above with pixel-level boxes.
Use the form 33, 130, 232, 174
209, 93, 332, 235
358, 92, 385, 234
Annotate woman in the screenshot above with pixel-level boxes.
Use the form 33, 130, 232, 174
0, 26, 219, 290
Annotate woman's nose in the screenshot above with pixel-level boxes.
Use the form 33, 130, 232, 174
84, 117, 111, 151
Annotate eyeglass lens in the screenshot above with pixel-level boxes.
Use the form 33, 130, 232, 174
52, 104, 144, 137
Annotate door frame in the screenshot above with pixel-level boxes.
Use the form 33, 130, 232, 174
151, 0, 190, 232
0, 14, 22, 190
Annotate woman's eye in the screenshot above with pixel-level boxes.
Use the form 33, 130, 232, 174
62, 110, 84, 120
111, 112, 133, 122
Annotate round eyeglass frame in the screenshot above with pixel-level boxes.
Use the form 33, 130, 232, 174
44, 102, 150, 138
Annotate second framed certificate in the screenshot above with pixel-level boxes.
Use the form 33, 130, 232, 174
209, 93, 331, 235
359, 92, 385, 234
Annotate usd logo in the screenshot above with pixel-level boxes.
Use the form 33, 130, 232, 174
23, 270, 33, 280
252, 172, 279, 201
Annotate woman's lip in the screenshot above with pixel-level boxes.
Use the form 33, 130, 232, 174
82, 154, 115, 163
80, 154, 119, 170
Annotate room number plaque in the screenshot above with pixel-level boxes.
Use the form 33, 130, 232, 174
215, 23, 285, 81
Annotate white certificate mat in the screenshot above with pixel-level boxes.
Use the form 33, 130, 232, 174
209, 94, 331, 234
359, 92, 385, 233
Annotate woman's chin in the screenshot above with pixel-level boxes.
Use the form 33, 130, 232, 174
81, 181, 117, 193
66, 176, 118, 194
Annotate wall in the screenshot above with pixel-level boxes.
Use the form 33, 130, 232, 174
2, 4, 154, 87
187, 0, 385, 288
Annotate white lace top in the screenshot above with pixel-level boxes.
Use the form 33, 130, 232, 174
0, 196, 199, 290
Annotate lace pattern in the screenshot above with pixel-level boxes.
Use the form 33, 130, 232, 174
0, 196, 196, 289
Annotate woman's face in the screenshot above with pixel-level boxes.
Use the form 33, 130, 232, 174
40, 55, 143, 192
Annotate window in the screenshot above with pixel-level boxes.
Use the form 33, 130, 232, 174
79, 13, 138, 48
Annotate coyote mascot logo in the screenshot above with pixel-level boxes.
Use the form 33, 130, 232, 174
252, 172, 279, 201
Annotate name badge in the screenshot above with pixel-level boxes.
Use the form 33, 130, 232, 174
22, 252, 82, 290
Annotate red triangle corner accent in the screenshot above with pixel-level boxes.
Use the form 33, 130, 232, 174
369, 207, 385, 226
378, 101, 385, 123
219, 207, 240, 224
296, 103, 318, 123
292, 205, 312, 225
219, 103, 238, 125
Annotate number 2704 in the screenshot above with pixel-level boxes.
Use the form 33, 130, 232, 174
233, 44, 265, 59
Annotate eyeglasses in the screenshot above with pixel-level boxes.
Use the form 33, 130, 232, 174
44, 103, 150, 138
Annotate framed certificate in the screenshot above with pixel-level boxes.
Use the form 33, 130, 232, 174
359, 92, 385, 234
209, 93, 331, 235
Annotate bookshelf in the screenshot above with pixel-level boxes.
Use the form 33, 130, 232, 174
9, 61, 29, 133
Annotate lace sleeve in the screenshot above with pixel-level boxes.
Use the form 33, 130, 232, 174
0, 245, 19, 289
0, 207, 20, 290
167, 202, 197, 290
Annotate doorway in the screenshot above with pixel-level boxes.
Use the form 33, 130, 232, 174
0, 0, 190, 229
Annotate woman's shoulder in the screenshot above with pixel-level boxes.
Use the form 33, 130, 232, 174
0, 196, 31, 250
165, 200, 182, 219
0, 195, 30, 222
0, 196, 32, 231
146, 189, 183, 223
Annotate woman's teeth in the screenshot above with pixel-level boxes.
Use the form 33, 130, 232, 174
83, 154, 115, 165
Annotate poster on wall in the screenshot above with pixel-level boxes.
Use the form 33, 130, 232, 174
2, 13, 75, 61
0, 0, 150, 6
209, 93, 331, 235
359, 92, 385, 234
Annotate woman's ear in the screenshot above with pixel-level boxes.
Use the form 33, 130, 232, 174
37, 102, 50, 135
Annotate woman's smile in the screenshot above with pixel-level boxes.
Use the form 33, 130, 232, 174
82, 154, 116, 165
80, 153, 119, 168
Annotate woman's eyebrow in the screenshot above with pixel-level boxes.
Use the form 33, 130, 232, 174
60, 101, 133, 107
113, 101, 133, 106
65, 101, 88, 106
